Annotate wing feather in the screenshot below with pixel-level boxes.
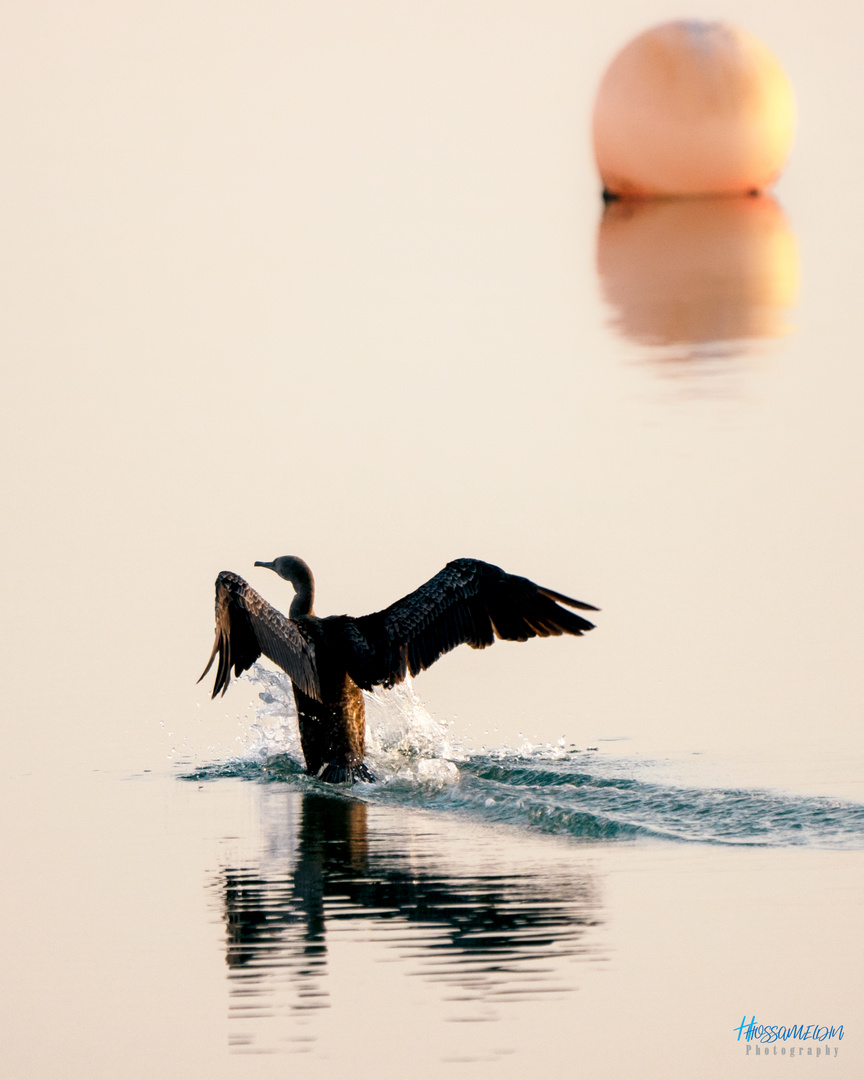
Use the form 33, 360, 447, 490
198, 571, 320, 700
342, 558, 597, 690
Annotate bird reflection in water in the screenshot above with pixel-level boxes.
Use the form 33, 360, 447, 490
596, 194, 799, 367
216, 791, 602, 1050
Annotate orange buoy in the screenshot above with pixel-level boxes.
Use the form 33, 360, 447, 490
592, 21, 796, 198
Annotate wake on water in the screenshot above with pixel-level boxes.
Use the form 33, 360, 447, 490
185, 664, 864, 849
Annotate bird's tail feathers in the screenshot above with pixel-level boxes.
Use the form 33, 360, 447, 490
314, 761, 377, 784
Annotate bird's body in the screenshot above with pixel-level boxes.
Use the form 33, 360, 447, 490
200, 557, 598, 783
291, 676, 369, 783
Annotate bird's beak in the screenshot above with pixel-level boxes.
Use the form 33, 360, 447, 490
254, 560, 275, 571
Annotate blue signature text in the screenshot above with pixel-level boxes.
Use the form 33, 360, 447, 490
734, 1016, 844, 1044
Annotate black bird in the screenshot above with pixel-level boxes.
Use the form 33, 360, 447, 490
200, 557, 598, 784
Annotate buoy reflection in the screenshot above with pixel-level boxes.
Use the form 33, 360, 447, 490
596, 194, 799, 360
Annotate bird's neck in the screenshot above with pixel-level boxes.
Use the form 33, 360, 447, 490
288, 572, 315, 619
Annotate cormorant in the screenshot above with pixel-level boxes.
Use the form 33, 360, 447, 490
200, 557, 598, 784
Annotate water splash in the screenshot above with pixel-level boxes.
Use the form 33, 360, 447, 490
232, 664, 461, 788
184, 665, 864, 849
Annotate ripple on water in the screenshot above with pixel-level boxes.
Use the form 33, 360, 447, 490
183, 665, 864, 850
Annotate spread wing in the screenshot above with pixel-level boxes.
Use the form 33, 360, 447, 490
341, 558, 598, 690
198, 571, 320, 700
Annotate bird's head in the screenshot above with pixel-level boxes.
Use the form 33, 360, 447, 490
255, 556, 315, 617
255, 555, 309, 581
